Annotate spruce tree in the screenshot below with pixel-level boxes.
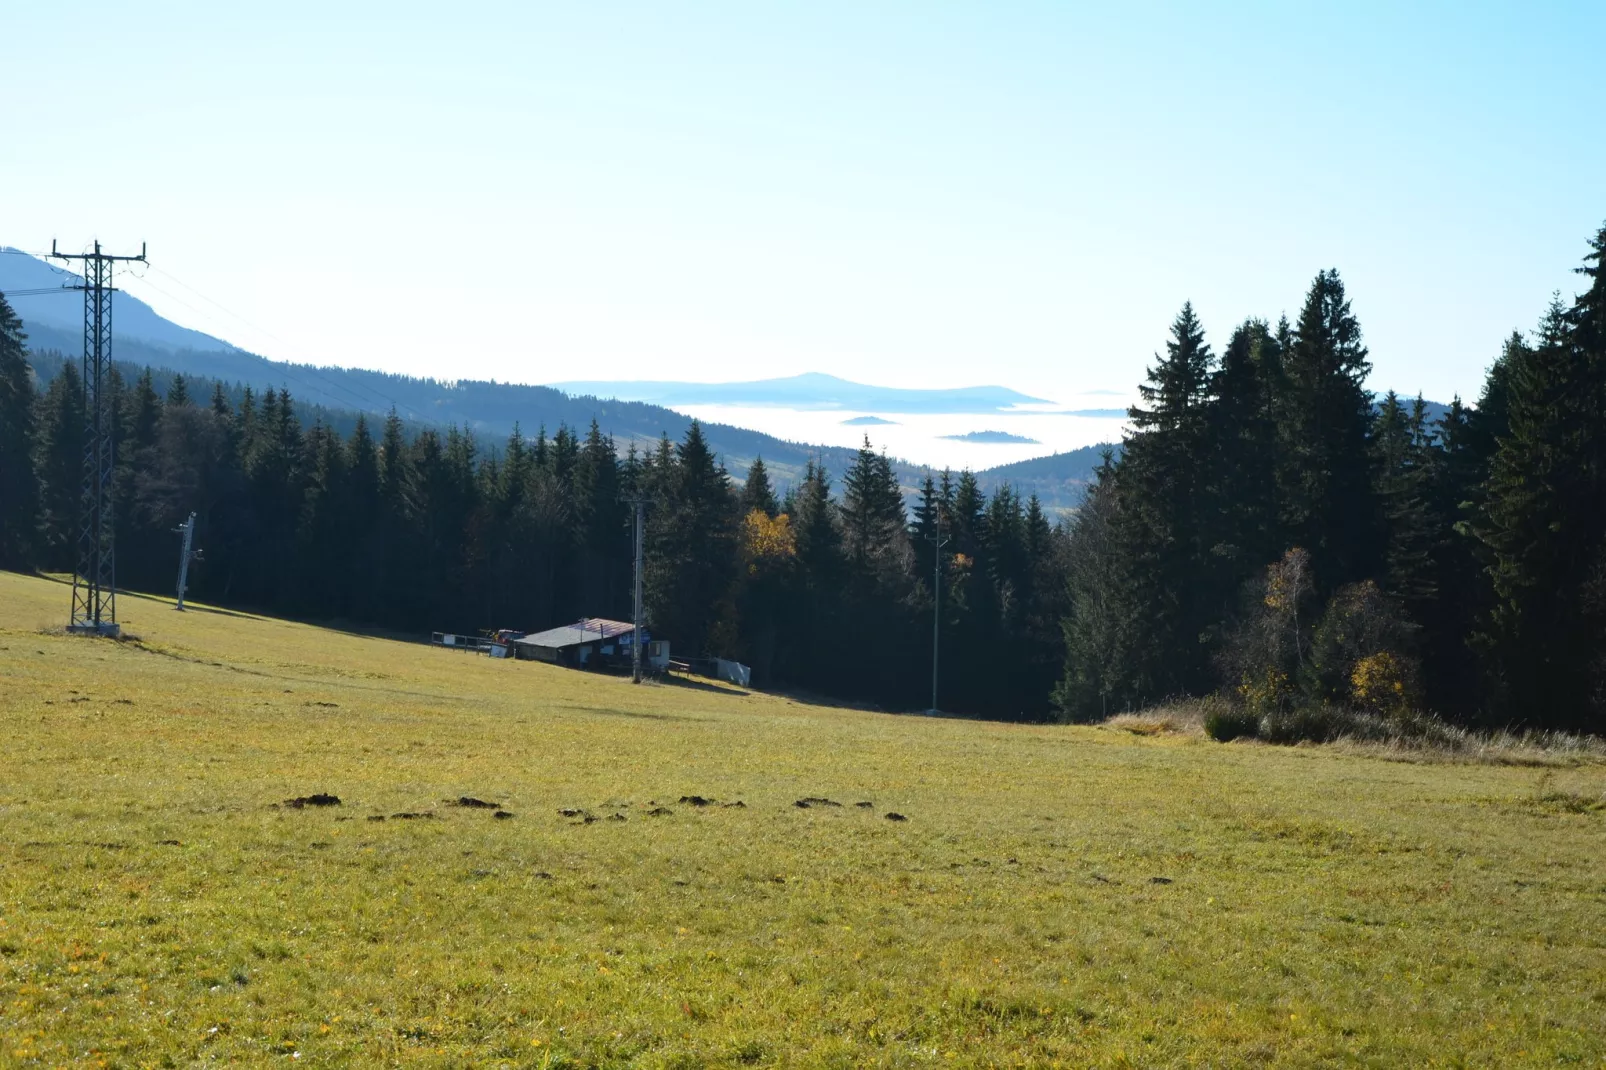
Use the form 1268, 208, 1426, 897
1054, 452, 1135, 720
573, 420, 627, 619
1472, 231, 1606, 728
644, 422, 737, 658
1372, 391, 1436, 608
33, 363, 85, 570
1276, 269, 1379, 590
741, 456, 779, 517
789, 461, 844, 687
1109, 302, 1217, 699
1205, 319, 1281, 595
0, 292, 40, 568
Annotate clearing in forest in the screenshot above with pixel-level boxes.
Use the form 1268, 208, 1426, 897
0, 570, 1602, 1067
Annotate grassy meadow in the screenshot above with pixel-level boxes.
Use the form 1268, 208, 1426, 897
1, 569, 1603, 1068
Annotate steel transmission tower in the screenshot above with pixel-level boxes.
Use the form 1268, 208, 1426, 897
51, 240, 147, 637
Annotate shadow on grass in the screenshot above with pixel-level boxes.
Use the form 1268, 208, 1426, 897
662, 674, 750, 698
27, 572, 427, 641
561, 705, 705, 723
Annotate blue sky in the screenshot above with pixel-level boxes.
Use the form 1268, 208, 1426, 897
2, 2, 1602, 407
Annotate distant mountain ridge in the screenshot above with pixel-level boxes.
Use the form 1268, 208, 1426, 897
2, 249, 1102, 511
0, 247, 240, 354
550, 371, 1052, 414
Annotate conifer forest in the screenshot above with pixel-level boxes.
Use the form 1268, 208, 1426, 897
2, 225, 1603, 734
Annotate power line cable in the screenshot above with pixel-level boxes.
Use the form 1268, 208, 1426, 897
10, 245, 429, 424
80, 266, 392, 419
134, 262, 428, 422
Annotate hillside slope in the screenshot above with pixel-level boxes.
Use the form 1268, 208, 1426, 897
5, 247, 1104, 508
1, 568, 1602, 1066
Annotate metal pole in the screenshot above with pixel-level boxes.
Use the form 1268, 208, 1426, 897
631, 498, 645, 683
173, 512, 196, 610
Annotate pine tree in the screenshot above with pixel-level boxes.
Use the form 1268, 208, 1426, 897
1205, 319, 1281, 593
1411, 396, 1484, 717
841, 438, 905, 572
741, 456, 779, 517
297, 422, 349, 612
1108, 302, 1217, 699
1472, 231, 1606, 728
0, 292, 40, 568
1054, 452, 1135, 720
645, 422, 737, 658
342, 415, 382, 616
573, 420, 627, 619
1372, 392, 1436, 607
1276, 270, 1379, 590
838, 439, 912, 702
782, 460, 844, 687
1017, 493, 1068, 717
1468, 332, 1523, 458
33, 363, 85, 570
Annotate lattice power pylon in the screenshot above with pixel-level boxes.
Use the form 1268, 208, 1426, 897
50, 240, 146, 637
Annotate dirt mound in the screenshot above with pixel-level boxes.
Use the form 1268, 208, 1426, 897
884, 812, 908, 822
678, 795, 715, 806
283, 794, 341, 808
794, 797, 842, 809
456, 796, 500, 809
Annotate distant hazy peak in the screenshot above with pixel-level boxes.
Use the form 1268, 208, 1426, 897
549, 373, 1052, 415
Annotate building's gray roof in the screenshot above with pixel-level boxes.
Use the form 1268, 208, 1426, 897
514, 618, 636, 650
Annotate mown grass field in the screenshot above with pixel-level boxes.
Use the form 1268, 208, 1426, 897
1, 570, 1604, 1068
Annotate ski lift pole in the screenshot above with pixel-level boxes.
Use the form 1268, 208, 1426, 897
173, 512, 198, 610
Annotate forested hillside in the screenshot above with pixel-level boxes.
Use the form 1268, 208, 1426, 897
17, 345, 1105, 513
0, 323, 1069, 716
2, 224, 1603, 730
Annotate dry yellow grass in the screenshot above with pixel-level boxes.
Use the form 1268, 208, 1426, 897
2, 569, 1604, 1068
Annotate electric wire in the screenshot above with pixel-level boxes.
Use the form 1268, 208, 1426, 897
133, 262, 428, 422
9, 245, 429, 424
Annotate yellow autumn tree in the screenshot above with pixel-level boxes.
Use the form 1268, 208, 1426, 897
741, 509, 796, 573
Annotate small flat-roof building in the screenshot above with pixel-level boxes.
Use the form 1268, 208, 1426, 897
512, 618, 668, 671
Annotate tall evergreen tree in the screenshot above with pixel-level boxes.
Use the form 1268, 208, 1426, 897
741, 456, 779, 517
33, 363, 85, 571
1472, 231, 1606, 728
0, 293, 40, 568
1205, 319, 1282, 598
645, 422, 737, 658
1054, 452, 1134, 720
1109, 302, 1217, 699
573, 420, 627, 619
1276, 270, 1379, 590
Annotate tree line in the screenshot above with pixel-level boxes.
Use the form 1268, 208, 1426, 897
1058, 226, 1606, 736
0, 303, 1067, 717
2, 223, 1602, 732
